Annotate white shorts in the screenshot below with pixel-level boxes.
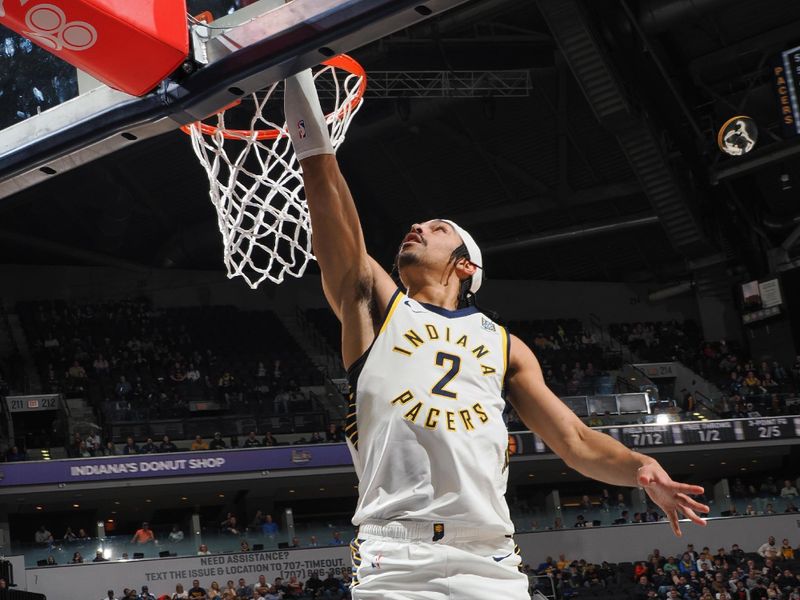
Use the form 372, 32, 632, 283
349, 520, 530, 600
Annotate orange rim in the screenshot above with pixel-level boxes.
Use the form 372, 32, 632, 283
180, 55, 367, 141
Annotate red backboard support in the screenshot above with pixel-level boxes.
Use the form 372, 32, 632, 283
0, 0, 189, 96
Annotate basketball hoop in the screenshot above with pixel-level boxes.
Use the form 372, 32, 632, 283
182, 55, 366, 288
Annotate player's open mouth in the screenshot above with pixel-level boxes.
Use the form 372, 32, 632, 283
402, 233, 423, 246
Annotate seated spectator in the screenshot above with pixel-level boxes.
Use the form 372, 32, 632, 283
77, 528, 91, 541
35, 525, 54, 546
45, 555, 56, 565
159, 435, 178, 453
68, 360, 87, 380
92, 550, 108, 562
187, 579, 207, 600
252, 576, 269, 592
235, 579, 251, 599
7, 446, 27, 461
239, 540, 250, 552
780, 480, 798, 498
191, 435, 209, 451
172, 583, 189, 599
168, 524, 184, 543
574, 515, 587, 528
243, 431, 261, 448
209, 432, 227, 450
186, 364, 201, 383
780, 539, 794, 560
331, 531, 344, 545
93, 354, 110, 376
614, 511, 630, 525
305, 572, 323, 597
286, 576, 303, 598
130, 522, 155, 545
634, 575, 654, 600
169, 362, 186, 384
321, 570, 342, 599
70, 551, 83, 564
115, 376, 132, 398
678, 553, 695, 575
208, 582, 222, 599
140, 438, 158, 453
326, 423, 345, 442
122, 437, 139, 455
759, 537, 779, 559
197, 544, 211, 556
263, 432, 277, 447
785, 502, 799, 513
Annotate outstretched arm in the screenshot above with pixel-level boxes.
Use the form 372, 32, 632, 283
506, 334, 709, 536
284, 71, 395, 367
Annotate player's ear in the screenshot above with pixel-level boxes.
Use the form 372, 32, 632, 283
455, 257, 477, 279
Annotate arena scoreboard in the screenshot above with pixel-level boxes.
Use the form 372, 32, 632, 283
519, 416, 800, 455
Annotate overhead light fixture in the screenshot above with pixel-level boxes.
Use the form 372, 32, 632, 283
35, 505, 43, 511
73, 503, 80, 508
717, 115, 758, 156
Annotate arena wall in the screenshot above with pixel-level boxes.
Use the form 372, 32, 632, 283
13, 513, 791, 599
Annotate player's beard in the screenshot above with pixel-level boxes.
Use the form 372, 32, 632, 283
396, 241, 425, 269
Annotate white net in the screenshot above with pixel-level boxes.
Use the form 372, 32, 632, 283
185, 57, 365, 289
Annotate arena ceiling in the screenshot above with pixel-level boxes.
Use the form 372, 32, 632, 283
0, 0, 799, 284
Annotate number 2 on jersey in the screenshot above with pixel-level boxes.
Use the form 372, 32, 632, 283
432, 351, 461, 399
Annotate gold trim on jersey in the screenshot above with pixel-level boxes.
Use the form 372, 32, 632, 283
378, 290, 405, 335
500, 326, 509, 378
345, 393, 359, 450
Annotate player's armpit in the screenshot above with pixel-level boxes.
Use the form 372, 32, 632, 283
367, 255, 399, 317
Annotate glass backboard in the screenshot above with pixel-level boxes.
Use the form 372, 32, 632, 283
0, 0, 473, 198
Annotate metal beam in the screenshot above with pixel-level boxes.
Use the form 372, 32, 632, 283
449, 180, 641, 226
483, 214, 659, 255
709, 139, 800, 184
0, 229, 150, 272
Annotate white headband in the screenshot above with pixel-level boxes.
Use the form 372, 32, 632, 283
441, 219, 483, 294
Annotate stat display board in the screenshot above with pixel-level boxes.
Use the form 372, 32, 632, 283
520, 417, 800, 455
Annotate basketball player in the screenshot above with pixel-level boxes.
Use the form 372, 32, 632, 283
284, 70, 709, 600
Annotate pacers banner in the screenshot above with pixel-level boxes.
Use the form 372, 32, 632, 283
0, 0, 189, 95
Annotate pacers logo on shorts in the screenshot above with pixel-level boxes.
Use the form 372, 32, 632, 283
432, 523, 445, 542
297, 119, 307, 139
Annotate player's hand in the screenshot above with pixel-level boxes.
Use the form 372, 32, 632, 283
637, 462, 709, 537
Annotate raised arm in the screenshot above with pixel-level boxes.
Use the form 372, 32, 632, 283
505, 334, 709, 536
284, 71, 396, 367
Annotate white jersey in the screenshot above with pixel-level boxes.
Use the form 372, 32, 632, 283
345, 289, 514, 536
